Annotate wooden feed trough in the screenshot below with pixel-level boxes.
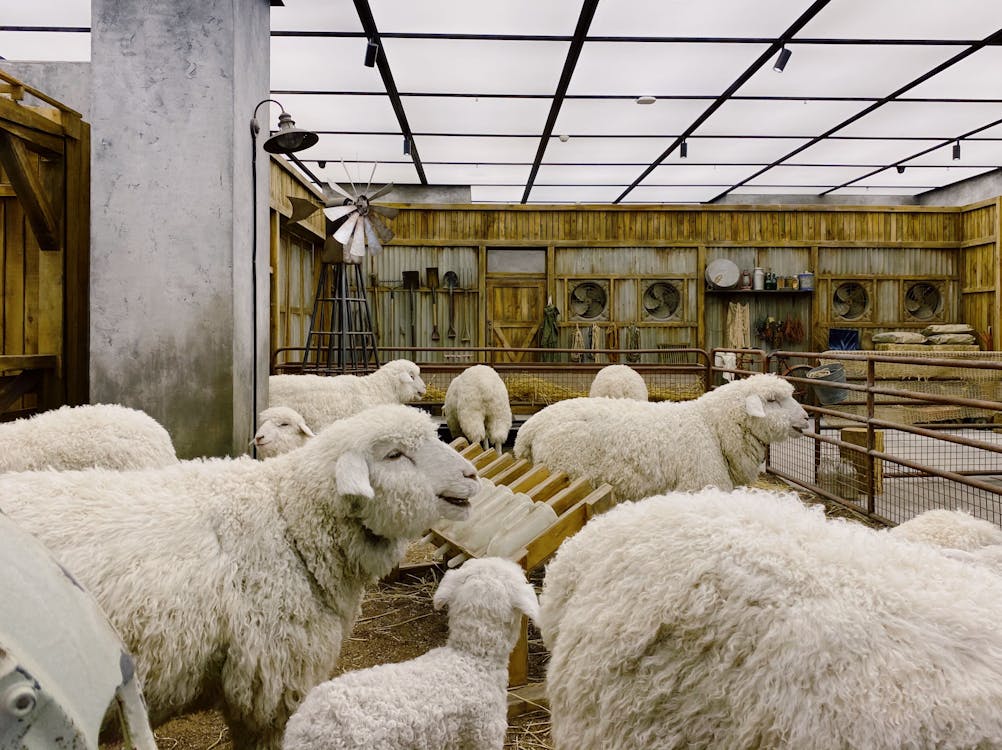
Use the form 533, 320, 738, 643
428, 437, 614, 715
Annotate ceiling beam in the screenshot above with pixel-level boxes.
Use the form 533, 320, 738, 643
521, 0, 600, 204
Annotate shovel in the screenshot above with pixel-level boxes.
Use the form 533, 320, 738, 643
402, 270, 420, 355
426, 267, 441, 342
443, 271, 459, 340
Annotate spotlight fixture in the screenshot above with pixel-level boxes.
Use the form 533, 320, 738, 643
403, 136, 411, 155
318, 160, 327, 169
952, 140, 961, 160
680, 140, 688, 159
364, 39, 379, 68
636, 95, 657, 105
773, 45, 792, 73
896, 165, 906, 174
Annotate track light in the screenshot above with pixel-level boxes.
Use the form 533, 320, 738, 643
680, 140, 688, 159
896, 165, 905, 174
773, 45, 792, 73
318, 160, 327, 169
403, 136, 411, 155
364, 39, 379, 67
952, 140, 961, 160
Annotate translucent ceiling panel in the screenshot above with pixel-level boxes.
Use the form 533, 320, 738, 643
384, 39, 568, 95
746, 165, 877, 186
370, 0, 583, 36
270, 0, 361, 32
308, 134, 412, 167
840, 102, 1002, 138
266, 94, 398, 133
472, 186, 529, 203
698, 99, 869, 137
271, 38, 385, 91
828, 187, 931, 196
623, 186, 724, 203
529, 185, 626, 203
738, 44, 957, 98
683, 137, 812, 162
423, 164, 531, 185
554, 98, 707, 136
0, 32, 89, 61
416, 136, 539, 162
589, 0, 816, 37
852, 166, 994, 187
730, 186, 828, 195
640, 164, 764, 185
800, 0, 1002, 40
791, 138, 945, 166
971, 123, 1002, 138
316, 160, 420, 186
569, 42, 769, 97
905, 140, 1002, 167
3, 0, 89, 25
541, 136, 676, 164
907, 48, 1002, 100
535, 164, 660, 184
403, 96, 551, 135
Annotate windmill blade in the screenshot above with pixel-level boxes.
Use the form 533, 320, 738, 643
323, 204, 358, 223
362, 218, 383, 256
323, 181, 355, 203
367, 183, 395, 201
333, 212, 360, 245
341, 160, 359, 200
371, 204, 399, 219
363, 162, 378, 196
368, 213, 395, 244
349, 221, 366, 258
320, 234, 342, 264
288, 197, 321, 223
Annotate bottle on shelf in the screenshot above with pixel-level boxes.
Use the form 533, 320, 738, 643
752, 267, 765, 290
764, 269, 778, 290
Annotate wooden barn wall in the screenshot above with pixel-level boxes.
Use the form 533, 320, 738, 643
361, 203, 999, 356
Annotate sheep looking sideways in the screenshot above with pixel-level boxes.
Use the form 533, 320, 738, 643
443, 364, 513, 453
540, 487, 1002, 750
269, 359, 426, 433
514, 373, 808, 501
0, 403, 178, 472
0, 404, 479, 750
283, 557, 539, 750
587, 364, 648, 401
253, 405, 316, 458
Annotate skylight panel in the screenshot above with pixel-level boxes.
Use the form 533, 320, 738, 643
0, 31, 89, 61
622, 186, 725, 203
403, 96, 551, 135
270, 0, 361, 32
697, 99, 870, 137
370, 0, 583, 36
271, 37, 385, 92
542, 136, 679, 164
839, 101, 1002, 138
827, 187, 931, 196
905, 139, 1002, 167
554, 98, 707, 136
852, 166, 995, 187
423, 164, 531, 185
265, 94, 398, 133
3, 0, 89, 26
307, 134, 412, 167
906, 47, 1002, 99
416, 136, 539, 162
640, 164, 764, 185
679, 137, 813, 162
536, 164, 662, 184
529, 185, 626, 203
790, 138, 945, 166
589, 0, 818, 37
471, 186, 530, 203
746, 165, 877, 186
799, 0, 1002, 40
317, 160, 420, 186
730, 186, 827, 195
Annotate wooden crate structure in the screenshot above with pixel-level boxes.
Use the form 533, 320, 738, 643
429, 437, 613, 709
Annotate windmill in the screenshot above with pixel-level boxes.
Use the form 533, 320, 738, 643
904, 281, 943, 320
569, 281, 608, 320
832, 281, 870, 321
286, 162, 399, 375
642, 281, 681, 320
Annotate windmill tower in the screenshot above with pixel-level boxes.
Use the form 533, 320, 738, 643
287, 163, 398, 375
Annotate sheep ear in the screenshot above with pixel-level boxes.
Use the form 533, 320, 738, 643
511, 582, 540, 624
433, 569, 462, 610
335, 451, 374, 499
298, 420, 316, 438
745, 393, 766, 418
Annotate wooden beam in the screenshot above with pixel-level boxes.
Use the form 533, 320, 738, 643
0, 131, 60, 251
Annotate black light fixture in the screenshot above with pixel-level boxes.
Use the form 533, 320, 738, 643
364, 39, 379, 67
317, 160, 327, 169
403, 136, 411, 155
952, 140, 961, 160
680, 139, 688, 159
251, 99, 319, 155
896, 165, 906, 174
773, 45, 792, 73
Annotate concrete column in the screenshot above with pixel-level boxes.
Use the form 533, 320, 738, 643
89, 0, 271, 458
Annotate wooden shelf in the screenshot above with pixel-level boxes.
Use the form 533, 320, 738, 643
706, 287, 813, 294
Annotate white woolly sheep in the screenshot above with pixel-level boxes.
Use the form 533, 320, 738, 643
587, 364, 648, 401
253, 406, 316, 459
540, 487, 1002, 750
443, 364, 513, 453
0, 403, 178, 472
283, 557, 539, 750
0, 404, 479, 750
514, 373, 808, 501
888, 508, 1002, 551
269, 359, 426, 432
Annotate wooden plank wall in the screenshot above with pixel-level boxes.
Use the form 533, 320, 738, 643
959, 199, 999, 350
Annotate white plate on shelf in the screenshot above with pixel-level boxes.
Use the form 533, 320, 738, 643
705, 259, 739, 289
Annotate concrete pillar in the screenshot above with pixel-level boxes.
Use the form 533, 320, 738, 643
89, 0, 271, 458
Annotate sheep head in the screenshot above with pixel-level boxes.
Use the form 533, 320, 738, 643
380, 359, 427, 402
731, 374, 809, 444
253, 406, 315, 459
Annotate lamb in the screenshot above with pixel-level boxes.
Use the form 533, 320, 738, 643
269, 359, 427, 432
283, 557, 539, 750
587, 364, 648, 400
0, 403, 178, 472
253, 405, 316, 458
514, 373, 808, 501
0, 404, 479, 750
539, 486, 1002, 750
888, 508, 1002, 551
443, 364, 513, 453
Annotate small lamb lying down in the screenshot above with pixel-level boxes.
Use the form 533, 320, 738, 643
283, 557, 539, 750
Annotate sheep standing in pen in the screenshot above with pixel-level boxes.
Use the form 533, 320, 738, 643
269, 358, 426, 432
588, 364, 648, 401
0, 403, 177, 472
283, 557, 539, 750
253, 405, 316, 458
514, 373, 808, 501
443, 364, 513, 453
0, 405, 479, 750
539, 487, 1002, 750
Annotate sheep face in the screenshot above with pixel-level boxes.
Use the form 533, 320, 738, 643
737, 374, 810, 443
383, 359, 427, 401
253, 406, 315, 458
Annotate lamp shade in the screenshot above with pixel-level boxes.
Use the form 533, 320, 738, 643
263, 111, 319, 154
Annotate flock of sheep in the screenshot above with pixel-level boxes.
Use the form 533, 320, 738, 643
2, 357, 1001, 749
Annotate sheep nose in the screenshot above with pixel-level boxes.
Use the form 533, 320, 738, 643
463, 467, 478, 480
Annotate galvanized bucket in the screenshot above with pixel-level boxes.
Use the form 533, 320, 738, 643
805, 362, 848, 405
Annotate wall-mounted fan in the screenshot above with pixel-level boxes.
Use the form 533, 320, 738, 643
643, 281, 681, 321
569, 281, 608, 320
904, 281, 943, 321
832, 281, 870, 321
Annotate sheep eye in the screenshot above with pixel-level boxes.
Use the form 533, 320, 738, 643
385, 450, 405, 460
278, 422, 289, 427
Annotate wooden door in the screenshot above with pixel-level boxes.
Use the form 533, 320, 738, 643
487, 274, 546, 363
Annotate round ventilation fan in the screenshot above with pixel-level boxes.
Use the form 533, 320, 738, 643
643, 281, 681, 320
569, 282, 608, 319
904, 282, 942, 320
832, 282, 869, 320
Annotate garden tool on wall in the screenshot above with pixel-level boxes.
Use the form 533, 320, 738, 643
427, 267, 441, 342
460, 270, 472, 344
402, 270, 420, 356
444, 270, 459, 340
